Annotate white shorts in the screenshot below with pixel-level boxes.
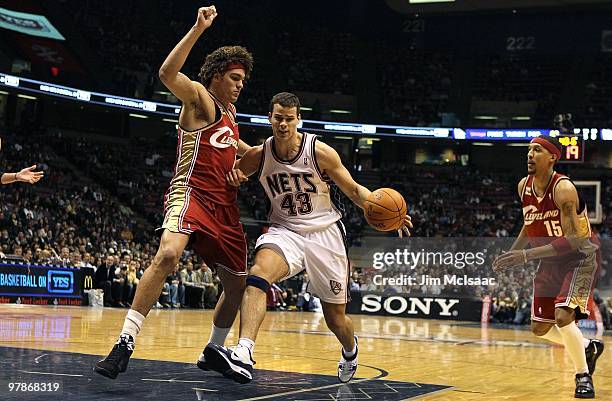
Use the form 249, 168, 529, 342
255, 222, 350, 304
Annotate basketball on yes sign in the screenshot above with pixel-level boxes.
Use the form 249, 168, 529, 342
363, 188, 407, 232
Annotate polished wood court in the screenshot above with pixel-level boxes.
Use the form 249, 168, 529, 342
0, 304, 609, 400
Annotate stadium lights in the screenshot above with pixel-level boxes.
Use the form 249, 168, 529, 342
17, 94, 36, 100
300, 107, 313, 111
473, 142, 494, 146
473, 116, 498, 120
129, 113, 148, 119
329, 109, 352, 114
162, 118, 178, 123
409, 0, 455, 3
0, 73, 608, 141
511, 116, 531, 120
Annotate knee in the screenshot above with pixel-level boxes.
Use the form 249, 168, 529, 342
324, 312, 346, 332
221, 278, 246, 301
153, 247, 181, 272
246, 272, 271, 295
555, 307, 575, 327
531, 321, 553, 337
225, 285, 246, 300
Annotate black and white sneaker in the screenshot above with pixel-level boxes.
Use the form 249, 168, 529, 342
338, 336, 358, 383
204, 343, 254, 384
94, 334, 134, 379
585, 339, 604, 375
574, 373, 595, 399
196, 350, 209, 371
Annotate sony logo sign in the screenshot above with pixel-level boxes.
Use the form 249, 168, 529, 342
360, 294, 460, 317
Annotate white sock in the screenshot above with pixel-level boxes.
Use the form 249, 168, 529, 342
558, 322, 589, 374
583, 338, 591, 348
238, 337, 255, 352
234, 338, 255, 363
121, 309, 145, 340
343, 341, 357, 359
538, 325, 564, 345
208, 324, 231, 346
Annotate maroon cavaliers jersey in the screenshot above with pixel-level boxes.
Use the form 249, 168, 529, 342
167, 100, 239, 205
521, 172, 594, 260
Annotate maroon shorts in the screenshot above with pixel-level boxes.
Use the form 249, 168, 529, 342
531, 251, 600, 323
162, 187, 247, 275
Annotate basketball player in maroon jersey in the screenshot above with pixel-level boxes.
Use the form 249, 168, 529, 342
95, 6, 253, 379
493, 135, 604, 398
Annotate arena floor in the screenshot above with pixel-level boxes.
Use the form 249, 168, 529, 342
0, 304, 609, 401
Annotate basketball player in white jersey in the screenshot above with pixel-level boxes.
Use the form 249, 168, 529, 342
204, 92, 412, 383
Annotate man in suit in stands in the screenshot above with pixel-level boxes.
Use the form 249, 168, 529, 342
95, 255, 120, 307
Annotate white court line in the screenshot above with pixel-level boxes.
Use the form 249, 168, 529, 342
142, 378, 218, 386
404, 386, 456, 400
19, 370, 83, 377
192, 387, 219, 392
237, 377, 373, 401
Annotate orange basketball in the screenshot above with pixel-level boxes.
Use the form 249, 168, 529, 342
364, 188, 407, 232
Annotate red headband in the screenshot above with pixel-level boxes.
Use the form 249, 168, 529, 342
531, 137, 561, 159
225, 62, 245, 73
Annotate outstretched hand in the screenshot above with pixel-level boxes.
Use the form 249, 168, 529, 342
397, 214, 413, 238
18, 165, 44, 184
492, 250, 525, 272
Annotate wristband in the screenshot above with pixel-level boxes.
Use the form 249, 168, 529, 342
551, 237, 572, 255
14, 173, 18, 182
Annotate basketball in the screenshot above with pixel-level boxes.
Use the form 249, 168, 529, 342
363, 188, 407, 231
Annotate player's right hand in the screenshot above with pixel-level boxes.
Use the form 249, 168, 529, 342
196, 6, 217, 30
492, 250, 524, 272
17, 165, 44, 184
226, 168, 248, 187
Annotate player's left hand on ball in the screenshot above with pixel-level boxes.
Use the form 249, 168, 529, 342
397, 214, 413, 238
492, 250, 523, 272
226, 168, 247, 187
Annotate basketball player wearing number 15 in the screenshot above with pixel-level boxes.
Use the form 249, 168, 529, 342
493, 135, 604, 399
204, 92, 412, 384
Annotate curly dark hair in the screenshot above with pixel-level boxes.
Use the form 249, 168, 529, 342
198, 46, 253, 87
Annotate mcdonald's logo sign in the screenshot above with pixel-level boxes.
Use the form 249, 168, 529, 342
83, 275, 93, 289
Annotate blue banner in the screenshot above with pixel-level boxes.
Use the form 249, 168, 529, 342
0, 264, 83, 298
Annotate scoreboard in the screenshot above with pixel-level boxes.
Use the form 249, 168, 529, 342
558, 136, 584, 163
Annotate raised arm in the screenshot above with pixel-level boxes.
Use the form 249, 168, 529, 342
158, 7, 217, 110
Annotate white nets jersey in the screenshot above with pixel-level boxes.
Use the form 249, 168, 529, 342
257, 132, 342, 232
